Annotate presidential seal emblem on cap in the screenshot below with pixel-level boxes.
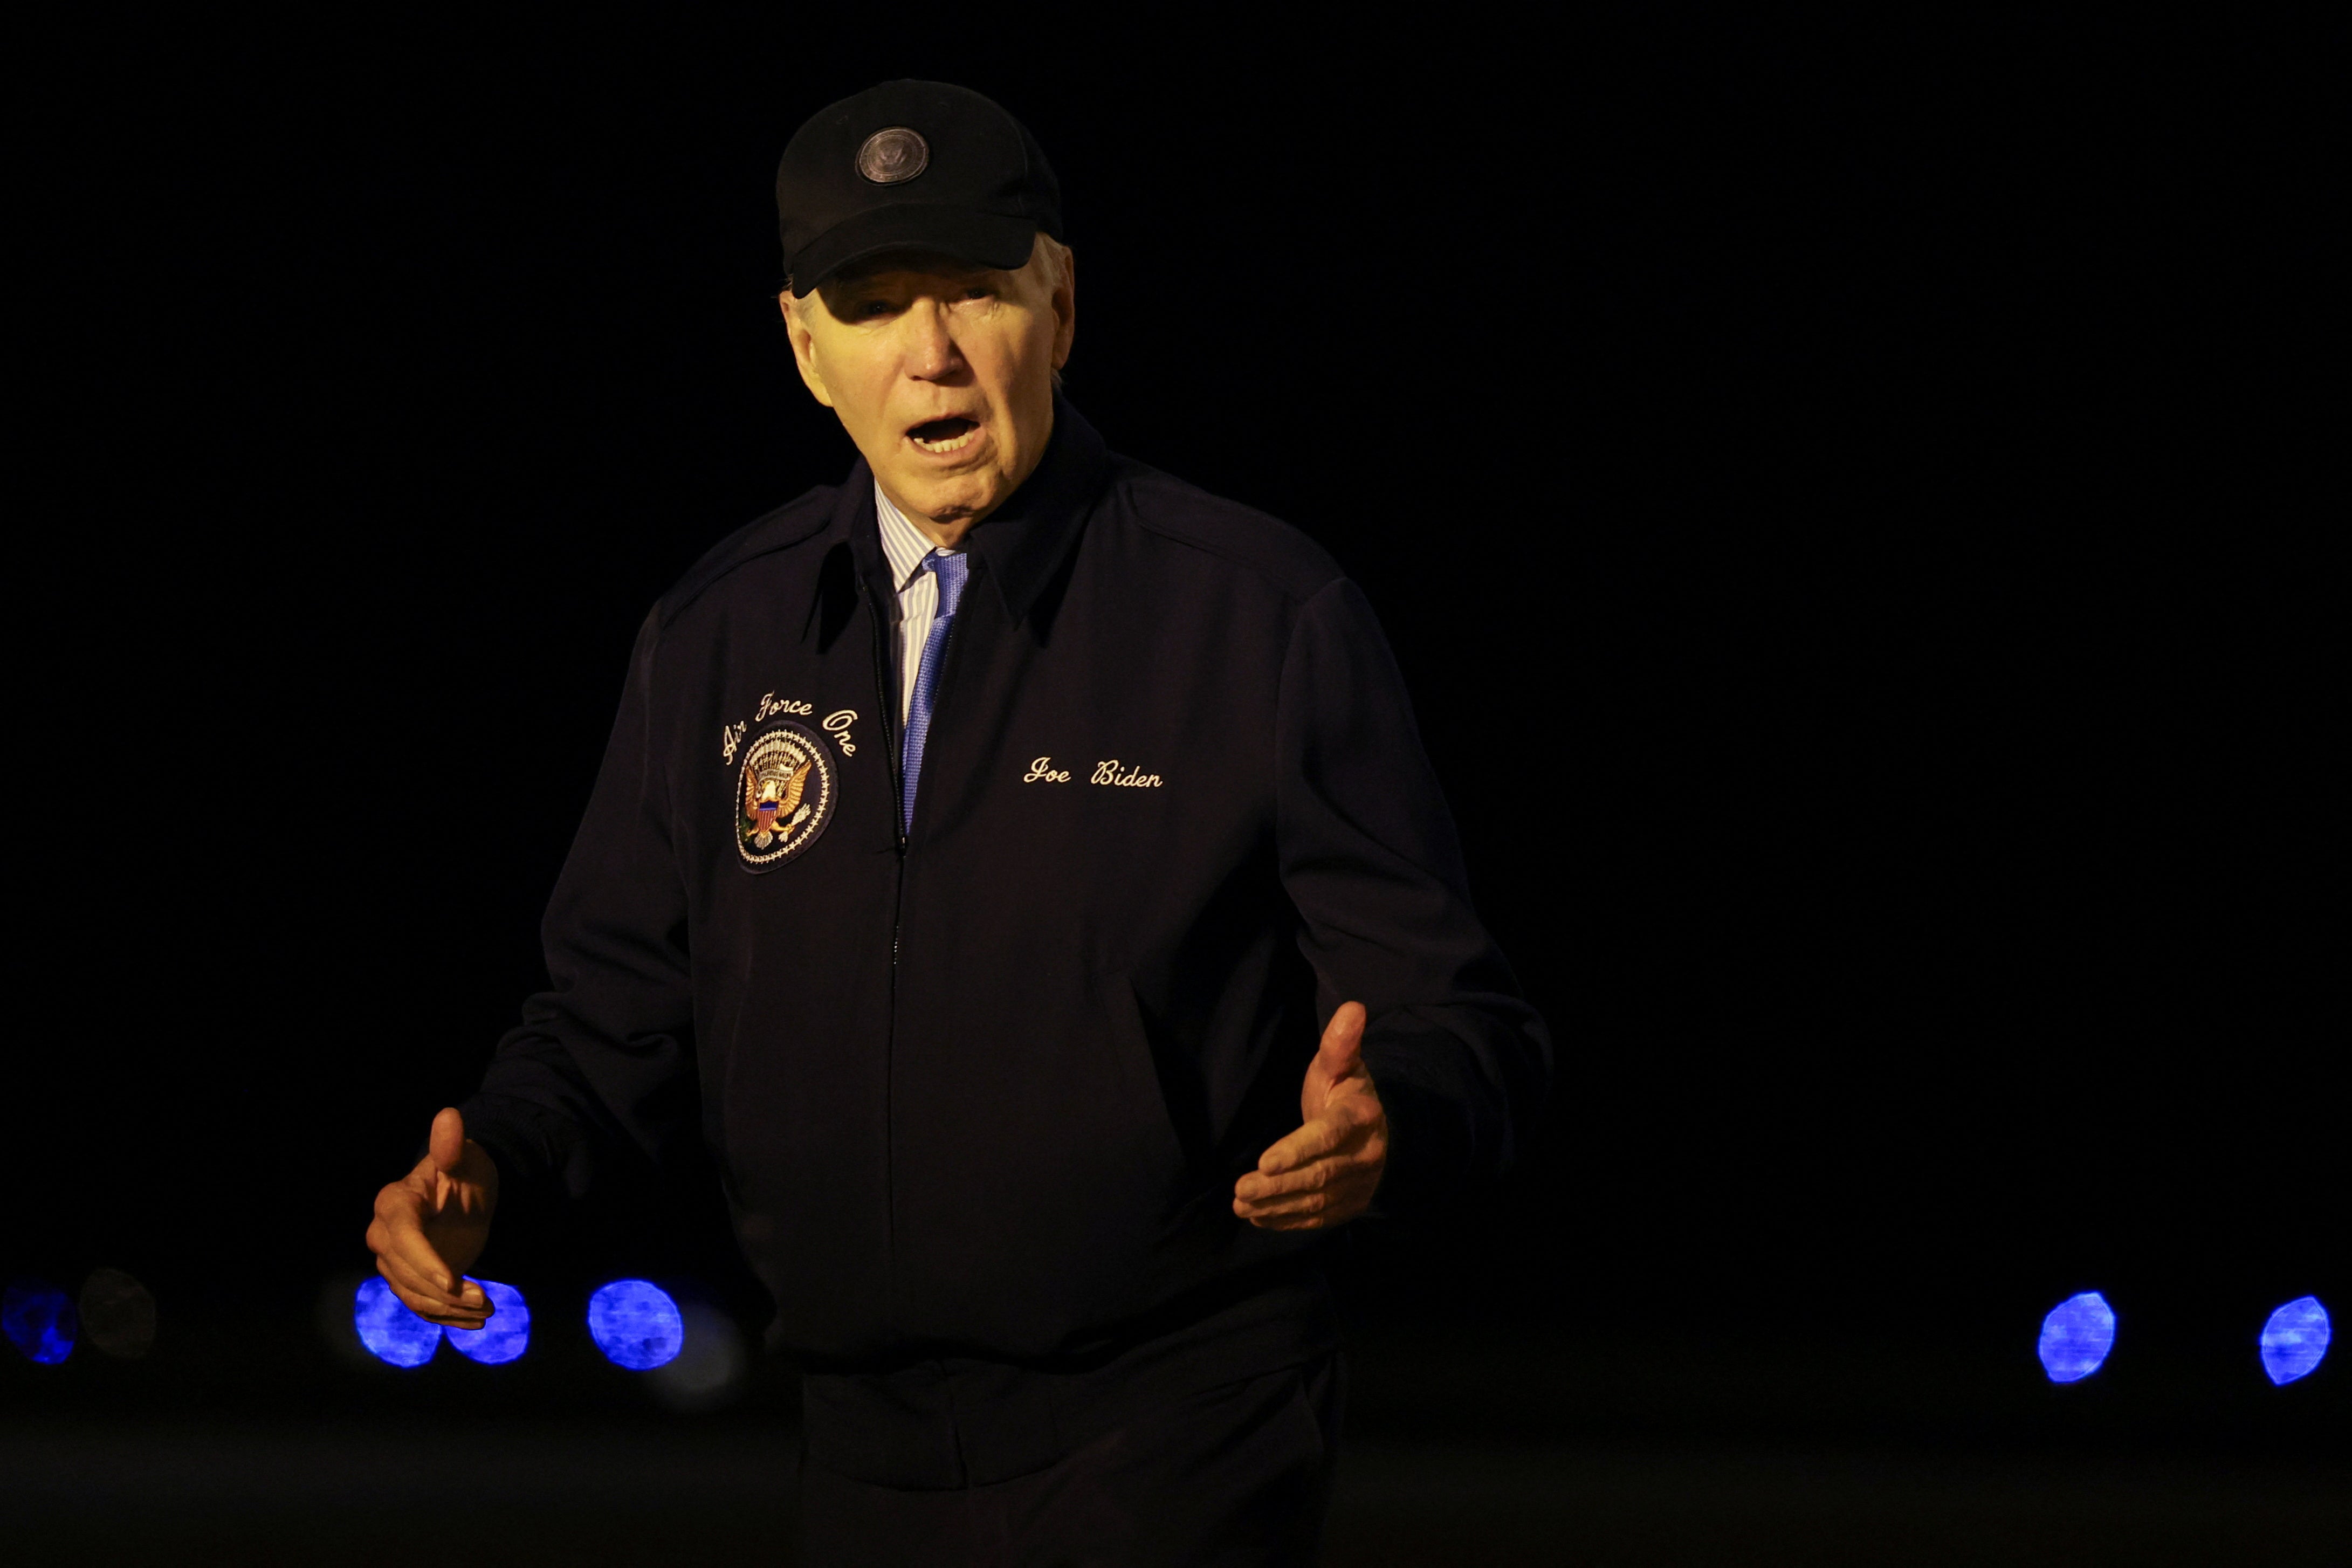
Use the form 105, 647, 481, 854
735, 721, 837, 872
855, 126, 930, 185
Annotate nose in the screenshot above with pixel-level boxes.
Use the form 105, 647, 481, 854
900, 299, 968, 383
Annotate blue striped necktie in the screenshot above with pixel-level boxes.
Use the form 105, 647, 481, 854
899, 551, 970, 836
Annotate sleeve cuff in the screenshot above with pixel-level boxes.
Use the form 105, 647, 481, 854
1360, 1028, 1483, 1217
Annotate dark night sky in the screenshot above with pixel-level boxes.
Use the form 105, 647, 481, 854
11, 10, 2341, 1412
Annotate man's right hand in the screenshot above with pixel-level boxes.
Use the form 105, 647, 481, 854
366, 1106, 501, 1329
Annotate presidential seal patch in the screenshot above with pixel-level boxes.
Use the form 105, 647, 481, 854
855, 126, 929, 185
734, 721, 836, 872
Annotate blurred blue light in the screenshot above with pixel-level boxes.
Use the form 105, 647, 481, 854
353, 1277, 441, 1367
587, 1279, 684, 1371
444, 1278, 531, 1365
2038, 1290, 2116, 1383
3, 1279, 77, 1365
2259, 1296, 2330, 1386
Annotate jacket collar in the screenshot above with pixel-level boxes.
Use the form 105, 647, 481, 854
837, 393, 1110, 626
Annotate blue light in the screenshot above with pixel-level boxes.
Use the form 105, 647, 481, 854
444, 1278, 531, 1365
587, 1279, 684, 1370
2259, 1296, 2330, 1386
353, 1277, 441, 1367
2038, 1290, 2116, 1383
3, 1279, 77, 1365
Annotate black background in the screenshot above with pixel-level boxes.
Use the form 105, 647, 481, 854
10, 3, 2342, 1462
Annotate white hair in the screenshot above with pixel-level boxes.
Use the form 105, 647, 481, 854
1031, 233, 1072, 390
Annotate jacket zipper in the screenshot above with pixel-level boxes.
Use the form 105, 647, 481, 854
869, 581, 908, 912
870, 581, 905, 1284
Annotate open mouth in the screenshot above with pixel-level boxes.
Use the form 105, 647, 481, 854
907, 416, 981, 454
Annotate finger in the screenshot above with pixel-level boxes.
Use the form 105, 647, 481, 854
1242, 1182, 1379, 1229
376, 1249, 489, 1320
1257, 1095, 1383, 1175
1315, 1001, 1367, 1076
1235, 1124, 1381, 1198
369, 1201, 473, 1303
377, 1260, 490, 1328
1258, 1116, 1350, 1174
1234, 1163, 1317, 1202
428, 1106, 466, 1174
1257, 1118, 1342, 1175
1235, 1149, 1374, 1202
1235, 1185, 1335, 1219
374, 1250, 485, 1323
1236, 1168, 1380, 1219
369, 1226, 459, 1304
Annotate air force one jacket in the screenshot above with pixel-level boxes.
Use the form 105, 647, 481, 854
459, 397, 1552, 1369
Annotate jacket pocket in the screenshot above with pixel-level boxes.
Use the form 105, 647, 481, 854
1092, 968, 1202, 1205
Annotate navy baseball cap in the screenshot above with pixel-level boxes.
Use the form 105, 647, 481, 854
777, 80, 1064, 297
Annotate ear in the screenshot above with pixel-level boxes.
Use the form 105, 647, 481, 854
1049, 246, 1077, 373
779, 290, 838, 409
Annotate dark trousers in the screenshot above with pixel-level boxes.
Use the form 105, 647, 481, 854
797, 1351, 1344, 1567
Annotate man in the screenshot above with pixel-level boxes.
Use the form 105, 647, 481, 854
367, 79, 1550, 1564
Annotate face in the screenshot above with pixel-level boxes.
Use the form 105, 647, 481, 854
782, 238, 1076, 545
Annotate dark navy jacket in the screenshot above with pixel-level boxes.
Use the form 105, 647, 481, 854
461, 398, 1551, 1382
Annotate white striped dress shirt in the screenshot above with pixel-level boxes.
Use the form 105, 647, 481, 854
875, 483, 965, 726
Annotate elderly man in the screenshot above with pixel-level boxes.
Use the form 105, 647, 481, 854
367, 79, 1550, 1565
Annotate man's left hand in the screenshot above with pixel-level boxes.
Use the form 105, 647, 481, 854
1234, 1001, 1387, 1230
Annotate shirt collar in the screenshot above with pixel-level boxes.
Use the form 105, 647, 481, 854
841, 394, 1112, 625
960, 395, 1110, 624
873, 482, 946, 592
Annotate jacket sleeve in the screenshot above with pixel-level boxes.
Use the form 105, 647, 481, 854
457, 609, 700, 1205
1274, 579, 1554, 1212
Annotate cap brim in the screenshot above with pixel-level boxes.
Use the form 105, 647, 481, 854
788, 205, 1040, 295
